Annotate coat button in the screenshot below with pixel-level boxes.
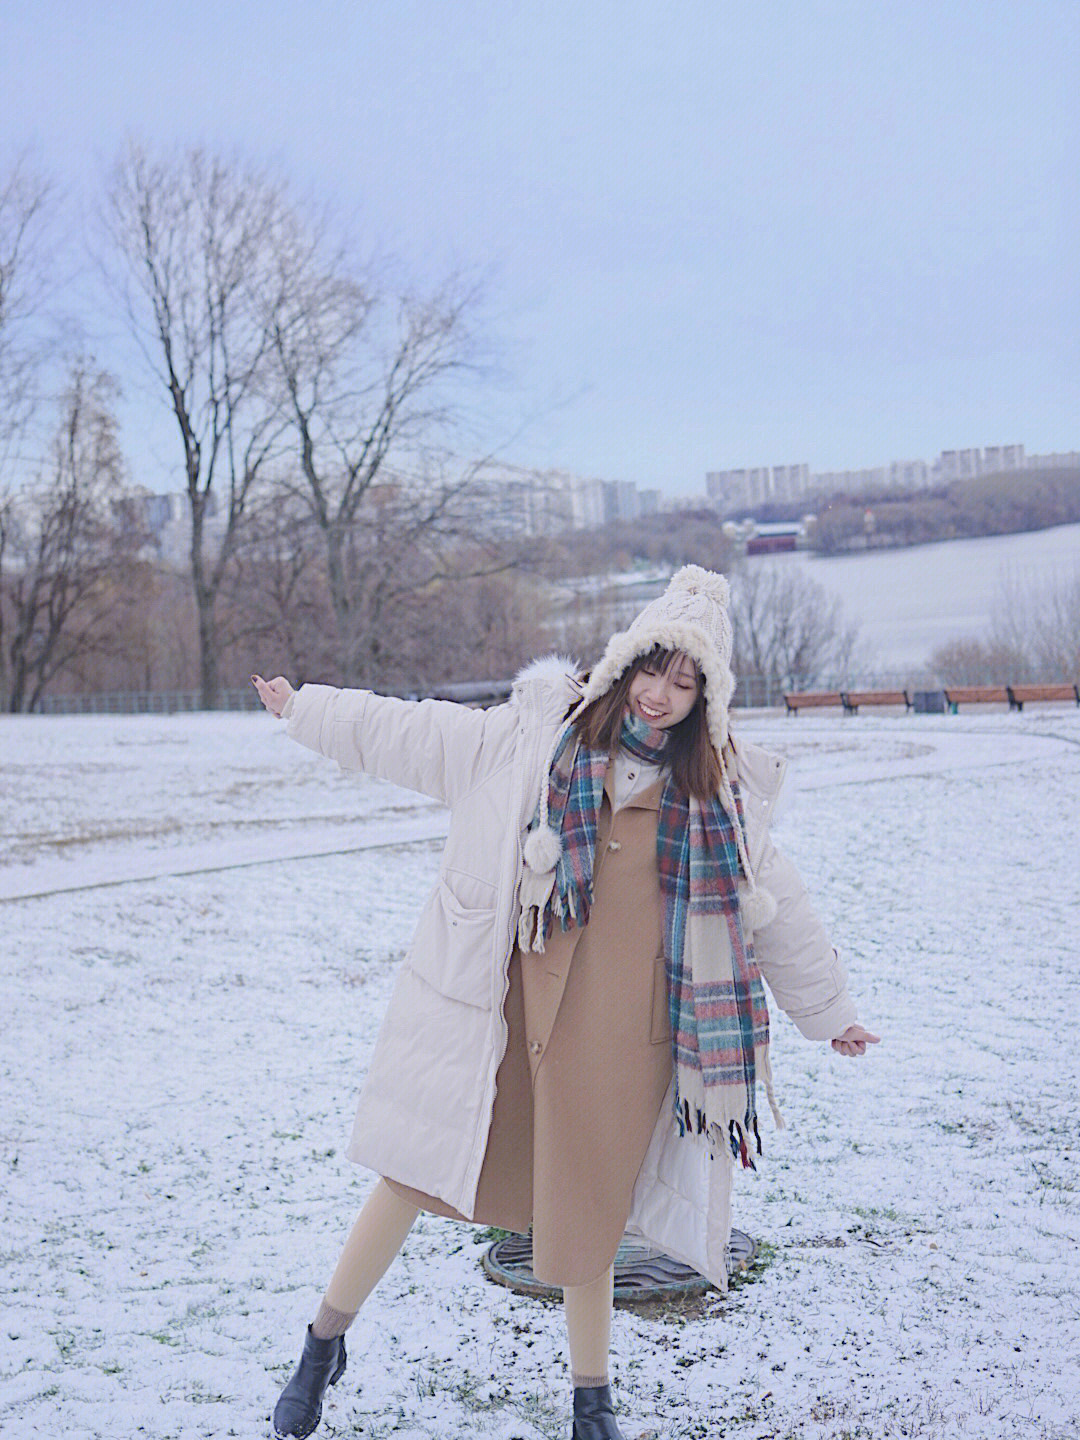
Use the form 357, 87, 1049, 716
529, 1040, 543, 1056
608, 840, 622, 851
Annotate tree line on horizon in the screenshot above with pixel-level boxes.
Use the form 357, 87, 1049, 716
809, 465, 1080, 554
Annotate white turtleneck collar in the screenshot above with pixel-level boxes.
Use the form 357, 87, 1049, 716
611, 747, 664, 813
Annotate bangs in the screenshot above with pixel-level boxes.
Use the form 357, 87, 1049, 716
638, 646, 701, 683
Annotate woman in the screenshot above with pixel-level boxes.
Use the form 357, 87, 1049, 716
253, 565, 878, 1440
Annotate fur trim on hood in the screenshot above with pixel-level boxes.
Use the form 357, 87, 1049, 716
512, 652, 581, 690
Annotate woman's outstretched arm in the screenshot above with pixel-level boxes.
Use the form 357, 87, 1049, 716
252, 673, 514, 807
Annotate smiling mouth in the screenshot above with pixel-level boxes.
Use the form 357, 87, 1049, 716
638, 702, 667, 719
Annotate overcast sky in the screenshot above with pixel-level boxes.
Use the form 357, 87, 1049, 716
4, 0, 1078, 494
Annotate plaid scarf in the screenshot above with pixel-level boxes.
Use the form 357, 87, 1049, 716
522, 712, 772, 1167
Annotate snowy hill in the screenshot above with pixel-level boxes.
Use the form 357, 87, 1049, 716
3, 705, 1078, 1439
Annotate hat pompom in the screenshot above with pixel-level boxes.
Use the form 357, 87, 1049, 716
524, 824, 562, 874
741, 884, 778, 934
669, 564, 730, 606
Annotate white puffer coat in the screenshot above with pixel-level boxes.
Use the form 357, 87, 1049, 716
285, 657, 859, 1290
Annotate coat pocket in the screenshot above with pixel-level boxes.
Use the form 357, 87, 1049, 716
406, 880, 496, 1010
650, 956, 671, 1045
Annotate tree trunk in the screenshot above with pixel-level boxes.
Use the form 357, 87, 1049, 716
196, 594, 220, 709
325, 523, 362, 687
8, 641, 28, 713
190, 502, 221, 709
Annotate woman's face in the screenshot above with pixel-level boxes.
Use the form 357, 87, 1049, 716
627, 653, 700, 729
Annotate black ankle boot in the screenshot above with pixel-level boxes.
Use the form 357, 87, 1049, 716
572, 1383, 626, 1440
271, 1326, 347, 1439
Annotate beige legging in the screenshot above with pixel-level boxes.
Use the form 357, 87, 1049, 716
321, 1179, 613, 1383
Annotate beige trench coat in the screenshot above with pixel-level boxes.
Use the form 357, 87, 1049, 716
389, 769, 675, 1286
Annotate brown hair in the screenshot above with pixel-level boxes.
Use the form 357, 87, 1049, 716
571, 646, 725, 800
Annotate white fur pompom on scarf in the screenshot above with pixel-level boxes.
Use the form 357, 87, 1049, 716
522, 823, 561, 875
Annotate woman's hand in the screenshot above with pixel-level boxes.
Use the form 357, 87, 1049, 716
831, 1023, 881, 1058
251, 674, 295, 718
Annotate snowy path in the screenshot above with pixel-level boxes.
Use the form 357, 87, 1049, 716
2, 707, 1079, 1439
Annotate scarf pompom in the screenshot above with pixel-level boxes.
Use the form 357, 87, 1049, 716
741, 884, 778, 934
523, 823, 562, 874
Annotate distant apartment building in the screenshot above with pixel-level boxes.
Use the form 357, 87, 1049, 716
706, 465, 810, 511
983, 445, 1026, 473
890, 459, 932, 488
139, 488, 226, 567
1026, 450, 1080, 470
811, 460, 931, 493
934, 446, 1025, 480
771, 463, 811, 499
602, 479, 643, 524
928, 445, 1080, 480
566, 475, 607, 529
454, 462, 662, 538
935, 448, 983, 480
139, 466, 661, 550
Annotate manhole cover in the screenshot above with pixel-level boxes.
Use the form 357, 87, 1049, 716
482, 1228, 757, 1302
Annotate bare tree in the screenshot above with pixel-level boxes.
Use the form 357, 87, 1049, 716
55, 557, 196, 695
989, 571, 1080, 682
728, 561, 862, 694
933, 571, 1080, 684
0, 363, 139, 711
928, 636, 1024, 686
402, 564, 555, 684
809, 501, 868, 555
256, 212, 495, 684
104, 145, 289, 706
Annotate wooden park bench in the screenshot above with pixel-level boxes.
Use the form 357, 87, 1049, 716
783, 691, 844, 715
941, 685, 1010, 711
840, 689, 912, 715
1006, 682, 1080, 712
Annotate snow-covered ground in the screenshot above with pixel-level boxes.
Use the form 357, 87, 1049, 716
3, 703, 1079, 1440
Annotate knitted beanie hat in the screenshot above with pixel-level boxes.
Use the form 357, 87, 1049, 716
578, 564, 736, 753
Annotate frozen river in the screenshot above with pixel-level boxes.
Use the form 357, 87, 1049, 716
776, 521, 1080, 670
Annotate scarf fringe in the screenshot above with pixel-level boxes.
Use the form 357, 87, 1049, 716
516, 875, 595, 953
517, 863, 557, 953
674, 1048, 782, 1168
674, 1093, 764, 1170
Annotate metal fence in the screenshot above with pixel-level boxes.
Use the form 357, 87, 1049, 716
37, 688, 263, 716
32, 672, 934, 716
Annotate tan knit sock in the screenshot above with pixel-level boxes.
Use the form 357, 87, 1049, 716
311, 1300, 357, 1340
